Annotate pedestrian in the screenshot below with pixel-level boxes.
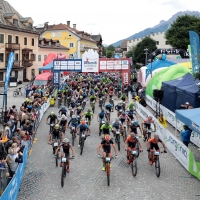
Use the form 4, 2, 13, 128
180, 125, 192, 147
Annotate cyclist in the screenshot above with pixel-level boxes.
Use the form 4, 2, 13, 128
119, 112, 130, 125
50, 124, 64, 153
115, 101, 123, 116
147, 134, 167, 165
68, 115, 79, 134
112, 118, 123, 135
46, 112, 58, 144
58, 106, 68, 117
100, 121, 113, 137
141, 116, 156, 139
105, 100, 113, 113
129, 120, 142, 135
124, 133, 143, 163
59, 114, 68, 132
97, 134, 118, 171
126, 102, 135, 110
120, 93, 128, 102
76, 95, 83, 106
76, 105, 83, 117
77, 120, 91, 146
54, 138, 75, 173
57, 90, 63, 101
82, 109, 94, 124
90, 93, 97, 103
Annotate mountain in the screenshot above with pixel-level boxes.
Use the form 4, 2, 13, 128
111, 11, 200, 47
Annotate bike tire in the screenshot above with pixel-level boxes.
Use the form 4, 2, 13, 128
13, 91, 17, 97
61, 165, 65, 187
55, 154, 58, 167
136, 143, 140, 158
82, 102, 86, 110
80, 138, 84, 155
116, 134, 120, 151
106, 163, 110, 186
123, 130, 127, 142
155, 158, 160, 177
132, 158, 137, 177
72, 132, 75, 146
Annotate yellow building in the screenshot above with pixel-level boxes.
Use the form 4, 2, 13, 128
39, 22, 99, 58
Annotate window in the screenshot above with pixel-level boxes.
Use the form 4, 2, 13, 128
156, 41, 159, 45
15, 53, 19, 61
44, 55, 47, 61
165, 41, 168, 45
32, 38, 34, 46
31, 54, 36, 61
13, 19, 18, 26
15, 71, 18, 79
15, 36, 19, 44
8, 35, 12, 43
24, 37, 27, 45
51, 32, 55, 37
0, 53, 4, 62
69, 34, 71, 37
69, 43, 74, 48
0, 34, 4, 43
28, 23, 32, 28
57, 32, 62, 37
38, 55, 41, 61
0, 72, 3, 81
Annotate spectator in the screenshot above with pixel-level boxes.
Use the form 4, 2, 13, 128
139, 87, 146, 99
180, 125, 192, 147
0, 130, 8, 143
158, 114, 167, 128
180, 102, 190, 109
136, 82, 142, 96
4, 121, 12, 140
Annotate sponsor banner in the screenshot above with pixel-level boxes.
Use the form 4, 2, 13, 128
190, 131, 200, 148
53, 72, 60, 85
82, 49, 99, 72
135, 101, 189, 170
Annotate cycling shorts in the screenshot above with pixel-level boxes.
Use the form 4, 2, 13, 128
149, 143, 159, 151
52, 133, 61, 140
70, 123, 78, 128
60, 120, 67, 126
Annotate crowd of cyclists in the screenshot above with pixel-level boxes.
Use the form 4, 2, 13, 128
46, 72, 167, 173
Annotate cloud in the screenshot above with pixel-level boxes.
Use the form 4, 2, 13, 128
161, 0, 189, 10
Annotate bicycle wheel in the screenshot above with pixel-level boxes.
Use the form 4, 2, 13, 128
136, 143, 140, 158
82, 102, 86, 110
106, 163, 110, 186
116, 134, 120, 151
131, 158, 137, 177
155, 158, 160, 177
13, 91, 17, 97
72, 132, 75, 146
61, 165, 65, 187
55, 154, 58, 167
80, 137, 84, 155
123, 130, 127, 142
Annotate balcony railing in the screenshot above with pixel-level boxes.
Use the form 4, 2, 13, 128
5, 60, 21, 67
6, 43, 20, 50
22, 60, 33, 67
80, 45, 99, 51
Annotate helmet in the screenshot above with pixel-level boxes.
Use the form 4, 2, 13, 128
119, 101, 122, 104
148, 116, 153, 120
132, 120, 138, 126
61, 114, 65, 119
80, 96, 83, 99
154, 134, 159, 139
62, 106, 65, 109
72, 115, 76, 118
106, 121, 109, 126
54, 124, 60, 130
81, 120, 86, 125
87, 109, 91, 112
50, 112, 54, 116
115, 118, 119, 122
105, 134, 111, 141
62, 138, 69, 143
130, 133, 136, 138
101, 109, 104, 113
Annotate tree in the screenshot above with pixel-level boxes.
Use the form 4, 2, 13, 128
107, 45, 115, 52
133, 37, 157, 65
126, 46, 136, 58
102, 46, 107, 56
106, 50, 113, 58
165, 14, 200, 50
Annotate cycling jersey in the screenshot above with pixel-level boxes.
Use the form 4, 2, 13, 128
59, 108, 68, 116
51, 129, 61, 140
98, 111, 106, 119
130, 124, 140, 134
60, 144, 71, 156
112, 121, 122, 129
144, 118, 154, 129
78, 124, 89, 132
84, 112, 93, 118
47, 115, 57, 124
126, 136, 138, 148
115, 104, 122, 110
101, 139, 114, 153
148, 138, 162, 150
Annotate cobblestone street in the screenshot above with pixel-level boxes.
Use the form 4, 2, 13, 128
17, 96, 200, 200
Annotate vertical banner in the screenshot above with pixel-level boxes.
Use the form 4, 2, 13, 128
53, 72, 60, 85
189, 31, 200, 73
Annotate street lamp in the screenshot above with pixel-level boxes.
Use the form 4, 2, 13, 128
144, 48, 153, 78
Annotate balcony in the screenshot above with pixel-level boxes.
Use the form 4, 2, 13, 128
22, 60, 33, 67
80, 45, 99, 51
5, 60, 21, 67
6, 43, 20, 50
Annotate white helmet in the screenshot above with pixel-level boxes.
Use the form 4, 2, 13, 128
72, 115, 76, 118
62, 138, 69, 143
61, 114, 65, 119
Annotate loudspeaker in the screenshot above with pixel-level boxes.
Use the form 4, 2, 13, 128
153, 89, 159, 98
158, 90, 163, 100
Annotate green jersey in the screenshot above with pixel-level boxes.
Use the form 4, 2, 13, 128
100, 124, 113, 130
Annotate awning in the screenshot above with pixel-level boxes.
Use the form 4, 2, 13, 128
38, 61, 53, 71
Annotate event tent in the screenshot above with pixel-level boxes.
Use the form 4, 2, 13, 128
162, 73, 196, 112
38, 61, 53, 71
175, 108, 200, 135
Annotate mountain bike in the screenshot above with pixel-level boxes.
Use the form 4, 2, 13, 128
115, 129, 121, 151
71, 127, 76, 146
129, 149, 138, 177
13, 87, 22, 97
79, 130, 87, 155
57, 97, 62, 109
143, 128, 154, 142
91, 101, 95, 113
61, 156, 74, 187
99, 98, 103, 110
82, 98, 87, 110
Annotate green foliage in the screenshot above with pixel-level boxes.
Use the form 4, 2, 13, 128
107, 45, 115, 52
126, 46, 136, 58
194, 72, 200, 80
106, 50, 113, 58
133, 37, 157, 65
165, 14, 200, 50
102, 46, 107, 56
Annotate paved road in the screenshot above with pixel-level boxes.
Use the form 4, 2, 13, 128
16, 96, 200, 200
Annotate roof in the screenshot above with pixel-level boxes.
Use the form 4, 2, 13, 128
45, 23, 96, 43
0, 0, 38, 34
91, 34, 102, 42
39, 38, 69, 50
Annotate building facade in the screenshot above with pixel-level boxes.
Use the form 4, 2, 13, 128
0, 0, 39, 82
37, 22, 99, 58
127, 32, 172, 51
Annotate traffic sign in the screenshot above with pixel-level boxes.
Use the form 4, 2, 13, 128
146, 69, 151, 75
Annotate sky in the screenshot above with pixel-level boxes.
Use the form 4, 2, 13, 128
6, 0, 200, 45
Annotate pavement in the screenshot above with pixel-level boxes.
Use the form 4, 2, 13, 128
12, 95, 200, 200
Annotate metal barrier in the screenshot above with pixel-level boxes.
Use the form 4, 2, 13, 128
0, 168, 7, 196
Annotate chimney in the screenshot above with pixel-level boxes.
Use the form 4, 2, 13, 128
67, 21, 70, 27
73, 24, 76, 29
